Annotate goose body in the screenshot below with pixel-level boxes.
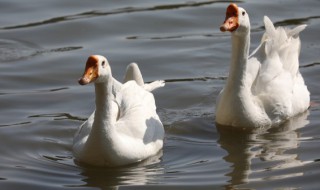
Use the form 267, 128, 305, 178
216, 4, 310, 128
73, 55, 165, 166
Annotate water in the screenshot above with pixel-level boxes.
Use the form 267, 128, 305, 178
0, 0, 319, 189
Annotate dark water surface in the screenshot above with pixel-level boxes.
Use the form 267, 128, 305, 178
0, 0, 319, 189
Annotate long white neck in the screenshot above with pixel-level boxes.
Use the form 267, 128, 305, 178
225, 32, 250, 93
91, 74, 115, 135
218, 30, 269, 127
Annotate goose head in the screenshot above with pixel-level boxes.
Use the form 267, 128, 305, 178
220, 3, 250, 36
78, 55, 111, 85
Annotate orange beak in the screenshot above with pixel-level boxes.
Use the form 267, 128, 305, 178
220, 3, 239, 32
78, 55, 99, 85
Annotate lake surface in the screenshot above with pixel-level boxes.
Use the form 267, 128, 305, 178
0, 0, 320, 189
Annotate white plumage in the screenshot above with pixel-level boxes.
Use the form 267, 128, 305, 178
216, 4, 310, 128
73, 55, 165, 166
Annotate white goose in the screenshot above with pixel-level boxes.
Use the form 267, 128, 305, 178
216, 4, 310, 128
73, 55, 165, 167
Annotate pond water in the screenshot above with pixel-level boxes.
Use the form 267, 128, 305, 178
0, 0, 319, 189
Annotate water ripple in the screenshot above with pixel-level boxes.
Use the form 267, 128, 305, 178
274, 15, 320, 26
0, 87, 69, 96
0, 121, 32, 128
300, 62, 320, 68
29, 113, 86, 122
147, 76, 227, 84
1, 0, 242, 30
0, 39, 82, 62
127, 32, 226, 40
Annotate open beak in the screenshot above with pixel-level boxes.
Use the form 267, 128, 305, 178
220, 3, 239, 32
78, 56, 99, 85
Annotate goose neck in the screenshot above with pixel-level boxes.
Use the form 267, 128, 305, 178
227, 32, 250, 90
93, 76, 114, 131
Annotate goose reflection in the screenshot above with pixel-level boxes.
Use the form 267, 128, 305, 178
74, 151, 163, 190
217, 111, 309, 189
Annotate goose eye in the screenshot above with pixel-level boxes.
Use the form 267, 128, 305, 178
242, 11, 245, 16
102, 61, 105, 67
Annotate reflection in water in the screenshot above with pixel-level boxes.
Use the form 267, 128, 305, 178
74, 151, 163, 190
217, 112, 310, 189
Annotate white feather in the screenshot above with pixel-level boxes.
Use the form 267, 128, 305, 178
73, 56, 164, 166
216, 6, 310, 128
